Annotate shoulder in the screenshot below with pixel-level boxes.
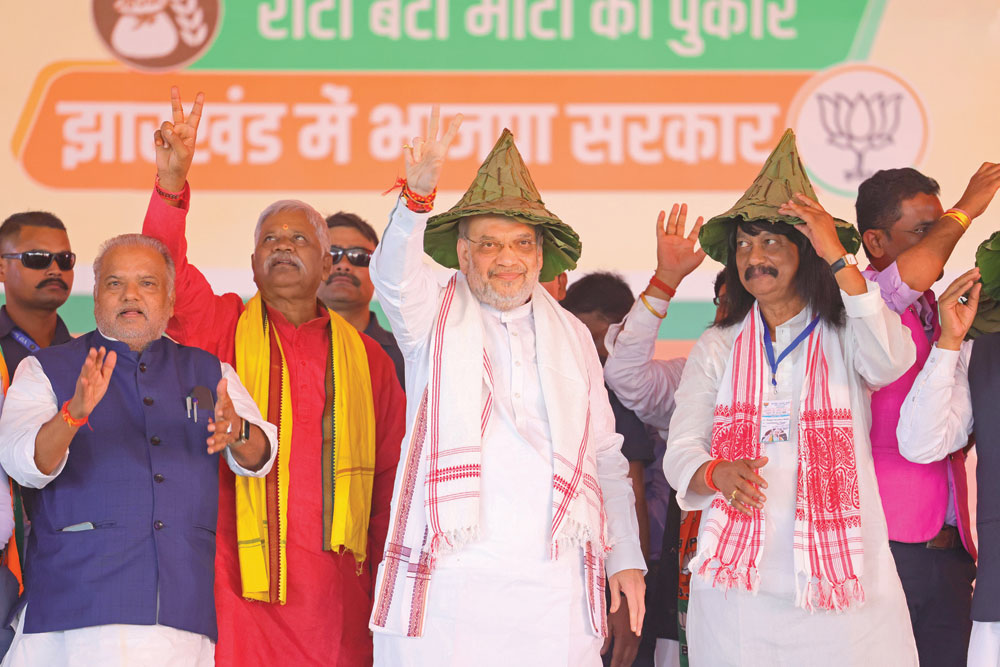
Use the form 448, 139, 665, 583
34, 331, 91, 364
164, 337, 225, 368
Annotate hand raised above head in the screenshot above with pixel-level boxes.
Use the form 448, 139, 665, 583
154, 86, 204, 193
403, 105, 463, 197
653, 203, 707, 291
955, 162, 1000, 221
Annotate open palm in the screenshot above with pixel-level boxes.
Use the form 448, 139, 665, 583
656, 203, 707, 284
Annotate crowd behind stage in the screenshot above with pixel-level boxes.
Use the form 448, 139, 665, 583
0, 88, 999, 667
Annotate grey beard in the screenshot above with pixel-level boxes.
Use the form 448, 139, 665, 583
466, 267, 540, 311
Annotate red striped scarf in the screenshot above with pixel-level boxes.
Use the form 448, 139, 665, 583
695, 305, 865, 612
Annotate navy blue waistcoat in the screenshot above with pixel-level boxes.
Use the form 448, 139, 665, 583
26, 331, 223, 640
969, 332, 1000, 621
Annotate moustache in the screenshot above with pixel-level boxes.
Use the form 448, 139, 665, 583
744, 265, 779, 281
325, 273, 361, 287
488, 266, 527, 279
265, 251, 305, 271
36, 278, 69, 290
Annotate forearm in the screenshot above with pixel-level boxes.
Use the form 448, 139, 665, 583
33, 415, 79, 476
833, 264, 868, 296
227, 425, 270, 472
895, 220, 965, 292
846, 280, 918, 387
897, 344, 972, 463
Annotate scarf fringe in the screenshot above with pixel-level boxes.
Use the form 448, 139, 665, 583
797, 575, 866, 613
694, 552, 760, 595
555, 517, 607, 557
430, 526, 480, 557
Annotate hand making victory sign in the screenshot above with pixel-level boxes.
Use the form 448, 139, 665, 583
402, 105, 464, 196
153, 86, 204, 196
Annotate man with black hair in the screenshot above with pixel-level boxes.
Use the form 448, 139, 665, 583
667, 130, 917, 665
854, 164, 1000, 667
0, 211, 76, 595
0, 212, 74, 380
564, 271, 656, 667
319, 212, 405, 386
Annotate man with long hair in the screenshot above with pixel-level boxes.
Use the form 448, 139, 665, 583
665, 130, 918, 665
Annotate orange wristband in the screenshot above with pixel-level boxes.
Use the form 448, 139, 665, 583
704, 458, 723, 492
60, 401, 88, 428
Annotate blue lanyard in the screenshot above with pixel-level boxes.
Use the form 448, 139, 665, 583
761, 310, 820, 388
9, 328, 40, 354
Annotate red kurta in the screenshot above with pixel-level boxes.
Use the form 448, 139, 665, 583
143, 188, 405, 666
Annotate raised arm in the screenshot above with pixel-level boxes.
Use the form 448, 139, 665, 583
605, 203, 703, 432
370, 107, 463, 358
144, 87, 244, 357
898, 270, 981, 463
890, 164, 1000, 292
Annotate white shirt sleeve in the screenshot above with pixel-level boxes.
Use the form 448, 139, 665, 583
369, 199, 445, 361
0, 357, 66, 488
897, 342, 973, 464
582, 324, 645, 576
664, 327, 730, 511
220, 362, 278, 477
603, 295, 686, 435
842, 279, 917, 390
0, 390, 14, 549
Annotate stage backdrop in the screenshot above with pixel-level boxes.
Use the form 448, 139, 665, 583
3, 0, 1000, 360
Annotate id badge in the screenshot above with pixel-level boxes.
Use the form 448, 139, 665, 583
760, 398, 792, 444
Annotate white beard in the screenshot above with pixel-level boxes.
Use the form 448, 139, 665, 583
466, 265, 540, 311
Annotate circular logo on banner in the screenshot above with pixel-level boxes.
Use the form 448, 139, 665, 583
92, 0, 222, 71
787, 64, 929, 197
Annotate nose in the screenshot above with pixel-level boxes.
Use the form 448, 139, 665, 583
122, 280, 141, 300
746, 241, 767, 264
496, 242, 519, 263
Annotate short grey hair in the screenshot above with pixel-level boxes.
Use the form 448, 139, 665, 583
254, 200, 328, 247
93, 234, 176, 298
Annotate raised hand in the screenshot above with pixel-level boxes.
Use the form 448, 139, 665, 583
654, 203, 707, 291
66, 347, 118, 421
206, 378, 239, 455
710, 456, 769, 517
154, 86, 204, 193
777, 193, 845, 263
954, 162, 1000, 220
937, 267, 982, 350
403, 106, 463, 196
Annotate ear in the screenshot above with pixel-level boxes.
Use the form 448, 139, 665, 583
320, 247, 334, 282
456, 237, 470, 275
0, 259, 6, 284
861, 229, 887, 260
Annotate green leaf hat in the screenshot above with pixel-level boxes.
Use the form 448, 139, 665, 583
697, 128, 862, 266
969, 230, 1000, 339
424, 129, 581, 283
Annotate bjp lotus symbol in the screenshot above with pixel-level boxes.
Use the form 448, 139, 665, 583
817, 92, 903, 182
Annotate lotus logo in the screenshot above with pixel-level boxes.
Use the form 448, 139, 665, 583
817, 92, 903, 181
787, 65, 928, 196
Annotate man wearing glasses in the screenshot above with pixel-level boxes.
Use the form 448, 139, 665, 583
319, 212, 405, 387
0, 211, 76, 598
0, 212, 75, 381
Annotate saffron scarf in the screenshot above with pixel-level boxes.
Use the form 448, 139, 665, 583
232, 293, 376, 603
693, 304, 865, 612
0, 351, 23, 595
371, 274, 609, 637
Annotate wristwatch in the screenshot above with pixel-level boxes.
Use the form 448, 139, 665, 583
829, 254, 858, 274
230, 418, 251, 448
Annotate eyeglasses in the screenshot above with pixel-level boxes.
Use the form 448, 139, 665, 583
1, 250, 76, 271
461, 236, 539, 257
329, 246, 372, 267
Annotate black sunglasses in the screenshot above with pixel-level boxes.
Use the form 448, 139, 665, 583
329, 246, 372, 267
2, 250, 76, 271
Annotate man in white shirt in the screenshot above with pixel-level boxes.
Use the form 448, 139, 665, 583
665, 129, 918, 666
367, 109, 646, 666
0, 234, 276, 667
898, 245, 1000, 666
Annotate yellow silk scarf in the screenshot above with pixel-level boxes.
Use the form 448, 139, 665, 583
233, 293, 376, 603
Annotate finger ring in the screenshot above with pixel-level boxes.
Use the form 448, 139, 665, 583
730, 489, 739, 505
402, 144, 412, 150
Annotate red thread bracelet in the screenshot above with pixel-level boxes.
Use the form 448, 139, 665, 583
648, 274, 677, 299
704, 458, 723, 492
60, 401, 88, 428
383, 177, 436, 213
154, 176, 185, 201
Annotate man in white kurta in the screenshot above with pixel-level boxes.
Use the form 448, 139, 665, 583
367, 114, 645, 666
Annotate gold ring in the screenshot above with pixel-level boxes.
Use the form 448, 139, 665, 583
730, 489, 739, 505
402, 144, 412, 150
